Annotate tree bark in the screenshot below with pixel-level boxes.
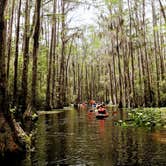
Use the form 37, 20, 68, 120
13, 0, 21, 107
31, 0, 41, 109
108, 63, 115, 104
128, 0, 136, 107
21, 0, 30, 114
0, 0, 8, 114
57, 0, 65, 108
6, 0, 15, 80
158, 0, 166, 24
45, 0, 57, 110
116, 28, 123, 108
142, 0, 153, 106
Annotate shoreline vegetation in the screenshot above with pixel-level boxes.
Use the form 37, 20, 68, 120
116, 107, 166, 129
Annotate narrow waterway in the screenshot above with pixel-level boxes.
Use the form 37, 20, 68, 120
12, 108, 166, 165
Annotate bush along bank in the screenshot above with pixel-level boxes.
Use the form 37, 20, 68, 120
116, 108, 166, 129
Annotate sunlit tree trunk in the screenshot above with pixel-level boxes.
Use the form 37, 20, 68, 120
77, 63, 81, 103
122, 43, 128, 107
134, 0, 144, 106
142, 0, 152, 106
13, 0, 21, 107
46, 0, 57, 110
6, 0, 15, 80
127, 0, 136, 107
85, 65, 90, 100
57, 0, 65, 108
108, 63, 115, 104
31, 0, 41, 109
90, 65, 94, 100
133, 0, 143, 106
72, 60, 76, 96
21, 0, 30, 113
51, 0, 59, 108
111, 43, 118, 105
159, 12, 165, 81
64, 39, 74, 105
96, 64, 100, 101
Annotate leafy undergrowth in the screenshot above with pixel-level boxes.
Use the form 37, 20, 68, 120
117, 108, 166, 129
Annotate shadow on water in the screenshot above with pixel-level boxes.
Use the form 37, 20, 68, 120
3, 107, 166, 166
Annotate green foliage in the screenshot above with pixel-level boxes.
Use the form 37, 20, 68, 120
128, 108, 165, 129
117, 108, 165, 129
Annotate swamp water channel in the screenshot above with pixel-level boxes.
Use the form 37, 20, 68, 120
8, 108, 166, 165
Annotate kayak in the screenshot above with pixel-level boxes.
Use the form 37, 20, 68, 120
95, 112, 109, 119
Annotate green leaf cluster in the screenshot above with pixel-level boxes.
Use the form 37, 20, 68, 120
127, 108, 165, 129
116, 108, 165, 129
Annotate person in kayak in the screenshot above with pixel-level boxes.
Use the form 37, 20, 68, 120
98, 104, 106, 114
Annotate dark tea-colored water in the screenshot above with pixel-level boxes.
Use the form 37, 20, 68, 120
6, 108, 166, 165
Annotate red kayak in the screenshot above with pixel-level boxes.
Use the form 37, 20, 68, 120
95, 112, 109, 119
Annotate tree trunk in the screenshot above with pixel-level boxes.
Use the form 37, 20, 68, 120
122, 43, 128, 107
77, 63, 81, 104
158, 0, 166, 23
72, 60, 76, 95
45, 0, 56, 110
108, 63, 115, 105
31, 0, 41, 109
142, 0, 152, 106
64, 38, 74, 105
21, 0, 30, 114
116, 28, 123, 108
13, 0, 21, 107
6, 0, 15, 80
0, 0, 8, 115
57, 0, 65, 108
152, 0, 160, 106
112, 48, 118, 105
128, 0, 136, 107
51, 0, 58, 108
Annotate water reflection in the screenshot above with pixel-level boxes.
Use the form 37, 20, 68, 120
21, 108, 166, 165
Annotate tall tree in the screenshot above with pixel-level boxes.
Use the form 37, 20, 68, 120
0, 0, 8, 114
57, 0, 65, 108
13, 0, 21, 107
158, 0, 166, 23
21, 0, 30, 113
152, 0, 160, 106
142, 0, 153, 106
127, 0, 136, 107
6, 0, 15, 79
31, 0, 41, 109
45, 0, 56, 110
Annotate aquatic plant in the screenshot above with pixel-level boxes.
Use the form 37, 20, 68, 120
118, 108, 165, 129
